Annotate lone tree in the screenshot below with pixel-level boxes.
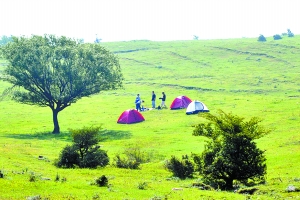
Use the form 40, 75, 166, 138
1, 35, 123, 133
192, 110, 269, 190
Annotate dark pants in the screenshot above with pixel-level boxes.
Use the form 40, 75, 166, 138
136, 103, 141, 111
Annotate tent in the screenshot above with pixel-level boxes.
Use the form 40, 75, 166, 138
117, 109, 145, 124
186, 100, 209, 114
170, 95, 192, 110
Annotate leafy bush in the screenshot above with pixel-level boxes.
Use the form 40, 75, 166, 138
123, 146, 151, 163
193, 110, 269, 190
164, 155, 194, 179
114, 155, 140, 169
81, 148, 109, 168
113, 146, 151, 169
55, 145, 80, 168
55, 126, 109, 168
95, 175, 108, 187
257, 35, 266, 42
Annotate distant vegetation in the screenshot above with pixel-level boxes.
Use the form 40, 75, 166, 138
257, 34, 266, 42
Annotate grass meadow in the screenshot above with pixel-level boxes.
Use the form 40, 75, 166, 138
0, 36, 300, 199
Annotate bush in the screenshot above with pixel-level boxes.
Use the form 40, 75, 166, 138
257, 35, 266, 42
55, 145, 80, 168
55, 126, 109, 168
273, 34, 282, 40
123, 146, 151, 164
114, 155, 140, 169
81, 148, 109, 168
164, 155, 194, 179
193, 110, 269, 190
95, 175, 108, 187
113, 146, 152, 169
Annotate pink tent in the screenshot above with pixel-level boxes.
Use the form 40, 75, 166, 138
117, 109, 145, 124
170, 96, 192, 110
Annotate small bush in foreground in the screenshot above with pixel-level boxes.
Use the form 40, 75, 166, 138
113, 146, 151, 169
193, 110, 269, 190
55, 126, 109, 168
164, 155, 194, 179
95, 175, 108, 187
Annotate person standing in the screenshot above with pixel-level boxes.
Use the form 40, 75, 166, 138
159, 92, 167, 108
135, 94, 141, 111
151, 91, 156, 108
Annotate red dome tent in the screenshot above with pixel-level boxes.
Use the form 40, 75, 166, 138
170, 95, 192, 110
117, 109, 145, 124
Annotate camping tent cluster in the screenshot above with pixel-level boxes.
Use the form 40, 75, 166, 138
170, 96, 209, 114
117, 95, 209, 124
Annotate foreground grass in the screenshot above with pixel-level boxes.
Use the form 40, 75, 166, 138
0, 36, 300, 199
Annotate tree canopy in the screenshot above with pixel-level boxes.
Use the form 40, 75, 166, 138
1, 35, 123, 133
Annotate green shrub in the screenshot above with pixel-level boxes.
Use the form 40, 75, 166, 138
113, 146, 152, 169
123, 146, 151, 164
81, 148, 109, 168
95, 175, 108, 187
164, 155, 194, 179
114, 155, 140, 169
55, 145, 80, 168
193, 110, 269, 189
56, 126, 109, 168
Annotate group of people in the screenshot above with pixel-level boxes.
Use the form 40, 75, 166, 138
135, 91, 167, 112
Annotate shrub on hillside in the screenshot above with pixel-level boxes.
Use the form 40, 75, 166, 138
257, 35, 266, 42
56, 145, 80, 168
114, 155, 141, 169
95, 175, 108, 187
192, 110, 269, 190
113, 146, 152, 169
164, 155, 194, 179
55, 126, 109, 168
273, 34, 282, 40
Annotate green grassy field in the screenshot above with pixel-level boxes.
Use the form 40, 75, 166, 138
0, 36, 300, 199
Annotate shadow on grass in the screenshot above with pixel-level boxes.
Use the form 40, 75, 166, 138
100, 129, 132, 141
3, 131, 72, 142
3, 129, 132, 142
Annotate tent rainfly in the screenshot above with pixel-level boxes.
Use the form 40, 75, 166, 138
117, 109, 145, 124
186, 100, 209, 115
170, 95, 192, 110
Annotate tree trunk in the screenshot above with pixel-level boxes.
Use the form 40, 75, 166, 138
52, 109, 60, 134
224, 178, 234, 190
